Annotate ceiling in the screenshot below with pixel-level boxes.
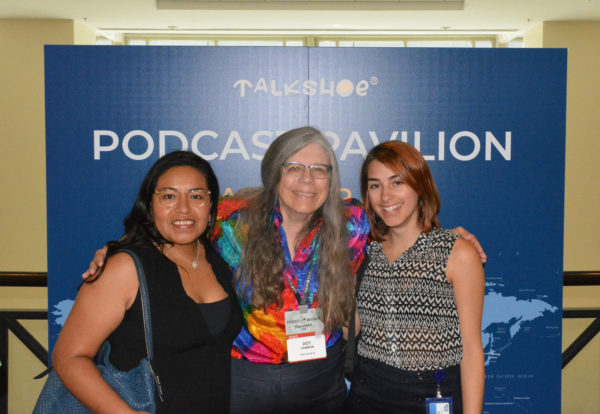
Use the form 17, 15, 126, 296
1, 0, 599, 42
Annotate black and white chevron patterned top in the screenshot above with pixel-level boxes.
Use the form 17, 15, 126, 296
356, 228, 462, 371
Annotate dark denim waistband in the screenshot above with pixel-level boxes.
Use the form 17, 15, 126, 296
232, 340, 343, 382
357, 356, 461, 384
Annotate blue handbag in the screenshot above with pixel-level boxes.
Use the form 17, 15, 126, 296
33, 249, 163, 413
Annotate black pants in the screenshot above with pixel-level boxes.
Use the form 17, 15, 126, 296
345, 357, 463, 414
230, 341, 345, 414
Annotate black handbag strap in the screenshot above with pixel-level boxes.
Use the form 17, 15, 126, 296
118, 249, 164, 401
344, 252, 370, 376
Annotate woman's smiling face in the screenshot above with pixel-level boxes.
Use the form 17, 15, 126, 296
151, 166, 212, 246
366, 160, 420, 232
277, 143, 331, 223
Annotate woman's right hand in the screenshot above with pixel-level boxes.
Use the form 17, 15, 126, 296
81, 246, 109, 279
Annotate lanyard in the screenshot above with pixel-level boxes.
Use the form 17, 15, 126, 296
285, 233, 320, 308
435, 370, 445, 398
285, 260, 313, 307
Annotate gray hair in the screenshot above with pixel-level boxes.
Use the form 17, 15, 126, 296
238, 126, 353, 330
260, 126, 342, 215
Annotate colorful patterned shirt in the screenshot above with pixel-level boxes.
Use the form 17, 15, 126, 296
212, 197, 369, 364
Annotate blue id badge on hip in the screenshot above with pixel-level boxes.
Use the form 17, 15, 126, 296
425, 370, 453, 413
425, 397, 453, 414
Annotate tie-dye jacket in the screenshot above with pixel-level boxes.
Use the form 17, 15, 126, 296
212, 196, 369, 364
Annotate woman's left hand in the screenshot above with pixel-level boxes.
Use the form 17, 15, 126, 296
450, 227, 486, 263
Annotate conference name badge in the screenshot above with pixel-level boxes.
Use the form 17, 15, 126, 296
284, 306, 327, 363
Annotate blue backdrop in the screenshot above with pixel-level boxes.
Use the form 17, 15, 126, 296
45, 45, 566, 413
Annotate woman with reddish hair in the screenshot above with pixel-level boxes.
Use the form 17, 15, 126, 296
345, 141, 485, 414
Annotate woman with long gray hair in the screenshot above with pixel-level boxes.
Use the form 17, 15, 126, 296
213, 126, 369, 413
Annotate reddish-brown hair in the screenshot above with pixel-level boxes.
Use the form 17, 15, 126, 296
360, 141, 440, 241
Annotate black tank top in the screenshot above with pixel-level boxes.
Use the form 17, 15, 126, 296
107, 240, 242, 413
198, 296, 232, 336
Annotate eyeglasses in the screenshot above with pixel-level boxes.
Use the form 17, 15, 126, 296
153, 188, 211, 207
281, 162, 332, 180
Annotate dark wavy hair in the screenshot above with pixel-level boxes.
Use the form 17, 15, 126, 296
360, 141, 440, 242
88, 151, 219, 281
237, 127, 353, 331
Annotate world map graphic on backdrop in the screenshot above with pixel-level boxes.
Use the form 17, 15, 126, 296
51, 283, 559, 372
479, 280, 560, 412
51, 284, 558, 364
483, 283, 558, 367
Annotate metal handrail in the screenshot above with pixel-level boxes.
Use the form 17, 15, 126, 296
563, 271, 600, 286
0, 272, 47, 287
1, 270, 598, 288
2, 270, 597, 287
0, 272, 48, 414
0, 310, 48, 414
562, 271, 600, 368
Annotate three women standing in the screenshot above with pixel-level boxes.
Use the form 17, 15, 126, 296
79, 127, 483, 413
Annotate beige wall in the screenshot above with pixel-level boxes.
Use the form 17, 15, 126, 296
542, 21, 600, 271
526, 21, 600, 414
0, 19, 95, 272
0, 18, 94, 414
522, 23, 543, 48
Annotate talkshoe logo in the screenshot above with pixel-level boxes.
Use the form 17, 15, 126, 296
233, 77, 379, 98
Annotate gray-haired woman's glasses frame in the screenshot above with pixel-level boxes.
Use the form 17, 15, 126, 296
281, 162, 332, 179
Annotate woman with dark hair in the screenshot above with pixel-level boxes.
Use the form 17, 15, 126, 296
53, 151, 242, 413
345, 141, 485, 414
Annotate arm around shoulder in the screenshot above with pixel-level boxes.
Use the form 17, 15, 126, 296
447, 238, 485, 414
53, 252, 141, 414
449, 226, 487, 263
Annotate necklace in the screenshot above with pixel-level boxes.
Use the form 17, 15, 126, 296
171, 240, 201, 269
